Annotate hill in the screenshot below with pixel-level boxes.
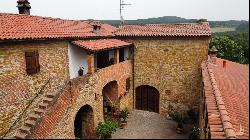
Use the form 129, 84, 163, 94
84, 16, 249, 30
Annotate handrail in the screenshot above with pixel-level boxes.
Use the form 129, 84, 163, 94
1, 79, 51, 139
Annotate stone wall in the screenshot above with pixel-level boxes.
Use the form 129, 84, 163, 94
32, 60, 133, 139
0, 41, 69, 138
124, 38, 210, 115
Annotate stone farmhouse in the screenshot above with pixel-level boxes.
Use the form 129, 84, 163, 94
0, 0, 248, 139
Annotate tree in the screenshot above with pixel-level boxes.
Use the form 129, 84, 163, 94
227, 32, 249, 64
210, 36, 245, 63
196, 19, 208, 23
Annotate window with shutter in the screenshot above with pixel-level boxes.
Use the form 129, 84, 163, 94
126, 78, 130, 91
25, 50, 40, 75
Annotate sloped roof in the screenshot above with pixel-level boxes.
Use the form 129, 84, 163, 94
202, 57, 249, 139
0, 13, 116, 41
115, 23, 211, 37
71, 39, 132, 52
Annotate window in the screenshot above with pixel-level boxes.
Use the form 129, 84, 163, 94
25, 50, 40, 75
126, 78, 130, 91
119, 48, 125, 62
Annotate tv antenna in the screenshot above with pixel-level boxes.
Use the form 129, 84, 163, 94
120, 0, 132, 25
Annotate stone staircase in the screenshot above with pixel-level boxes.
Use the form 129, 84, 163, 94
14, 83, 68, 139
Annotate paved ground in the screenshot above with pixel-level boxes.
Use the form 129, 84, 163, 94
112, 110, 191, 139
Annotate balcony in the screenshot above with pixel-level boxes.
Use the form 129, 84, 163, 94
69, 39, 133, 79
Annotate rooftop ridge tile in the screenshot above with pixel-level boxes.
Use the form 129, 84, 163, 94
205, 60, 237, 139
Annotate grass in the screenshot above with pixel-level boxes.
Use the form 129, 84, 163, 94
211, 27, 236, 33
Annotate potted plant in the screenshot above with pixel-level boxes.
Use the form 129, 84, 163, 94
189, 125, 199, 139
78, 67, 84, 76
119, 107, 129, 129
170, 111, 189, 134
95, 118, 119, 139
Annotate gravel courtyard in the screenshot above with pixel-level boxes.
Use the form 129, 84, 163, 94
112, 110, 191, 139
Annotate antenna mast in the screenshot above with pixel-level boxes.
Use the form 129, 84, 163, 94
120, 0, 131, 25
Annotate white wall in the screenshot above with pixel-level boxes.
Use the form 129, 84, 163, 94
109, 50, 114, 60
124, 47, 129, 60
68, 44, 88, 79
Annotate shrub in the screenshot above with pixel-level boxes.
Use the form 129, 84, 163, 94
119, 107, 129, 122
95, 118, 119, 139
170, 111, 190, 127
187, 109, 198, 124
189, 125, 199, 139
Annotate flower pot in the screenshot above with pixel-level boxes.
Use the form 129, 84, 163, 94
176, 123, 184, 134
120, 121, 127, 129
78, 68, 84, 76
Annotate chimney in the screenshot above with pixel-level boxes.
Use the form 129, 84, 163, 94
17, 0, 31, 15
209, 46, 218, 64
223, 60, 227, 68
92, 25, 101, 34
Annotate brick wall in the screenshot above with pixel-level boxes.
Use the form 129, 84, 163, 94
124, 38, 210, 115
31, 60, 133, 139
0, 41, 69, 138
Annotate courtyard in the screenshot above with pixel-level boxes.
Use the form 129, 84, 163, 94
112, 110, 191, 139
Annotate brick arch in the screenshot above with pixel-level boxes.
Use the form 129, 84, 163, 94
74, 104, 96, 139
102, 81, 119, 116
135, 85, 160, 113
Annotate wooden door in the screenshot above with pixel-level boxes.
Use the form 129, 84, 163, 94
136, 85, 159, 113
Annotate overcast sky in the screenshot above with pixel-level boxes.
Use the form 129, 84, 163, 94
0, 0, 249, 21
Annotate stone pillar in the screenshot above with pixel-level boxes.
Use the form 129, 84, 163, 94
209, 46, 218, 65
114, 49, 119, 64
87, 53, 95, 74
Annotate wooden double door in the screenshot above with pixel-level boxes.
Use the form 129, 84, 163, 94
136, 85, 159, 113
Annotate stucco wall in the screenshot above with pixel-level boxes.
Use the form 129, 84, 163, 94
109, 50, 115, 60
68, 44, 88, 79
124, 38, 209, 115
124, 47, 130, 60
0, 41, 69, 138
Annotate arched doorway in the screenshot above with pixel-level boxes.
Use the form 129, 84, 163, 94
102, 81, 119, 118
74, 105, 95, 139
136, 85, 160, 113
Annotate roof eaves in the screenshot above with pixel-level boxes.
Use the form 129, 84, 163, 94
202, 60, 237, 139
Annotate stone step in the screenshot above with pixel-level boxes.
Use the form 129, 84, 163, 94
46, 92, 57, 98
15, 131, 28, 139
43, 97, 54, 103
29, 113, 40, 121
19, 125, 31, 133
24, 119, 36, 127
34, 108, 45, 115
38, 102, 49, 109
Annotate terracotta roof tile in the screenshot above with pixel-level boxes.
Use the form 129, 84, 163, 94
202, 57, 249, 139
0, 13, 116, 41
115, 23, 211, 37
71, 39, 132, 52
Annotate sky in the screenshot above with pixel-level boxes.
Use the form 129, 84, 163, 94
0, 0, 249, 21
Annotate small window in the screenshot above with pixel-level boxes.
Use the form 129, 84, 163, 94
126, 78, 130, 91
25, 50, 40, 75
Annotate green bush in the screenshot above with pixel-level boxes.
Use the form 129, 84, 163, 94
119, 107, 129, 122
210, 32, 249, 64
187, 109, 198, 124
170, 111, 190, 126
95, 118, 119, 139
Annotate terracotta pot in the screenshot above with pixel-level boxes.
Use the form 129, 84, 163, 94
120, 122, 127, 129
176, 123, 184, 134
